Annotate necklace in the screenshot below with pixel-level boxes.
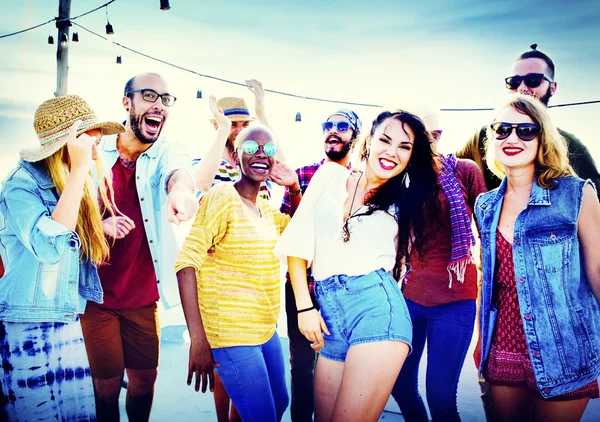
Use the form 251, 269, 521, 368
341, 172, 363, 242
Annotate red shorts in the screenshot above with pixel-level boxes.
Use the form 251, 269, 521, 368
80, 301, 160, 379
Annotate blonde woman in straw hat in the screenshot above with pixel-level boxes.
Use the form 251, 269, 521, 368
0, 94, 125, 420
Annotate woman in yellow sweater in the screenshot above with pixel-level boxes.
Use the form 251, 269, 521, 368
175, 97, 301, 422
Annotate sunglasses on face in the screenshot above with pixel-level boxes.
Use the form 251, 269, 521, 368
490, 122, 541, 142
241, 140, 277, 157
504, 73, 553, 90
127, 89, 177, 106
322, 121, 351, 133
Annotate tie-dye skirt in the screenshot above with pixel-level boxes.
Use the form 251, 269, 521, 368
0, 318, 96, 421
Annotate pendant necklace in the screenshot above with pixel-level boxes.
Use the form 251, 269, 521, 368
341, 172, 363, 243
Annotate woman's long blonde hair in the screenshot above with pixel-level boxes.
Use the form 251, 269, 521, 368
486, 93, 575, 188
45, 146, 119, 265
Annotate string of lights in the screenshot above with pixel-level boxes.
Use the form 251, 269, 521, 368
2, 3, 600, 110
0, 0, 116, 39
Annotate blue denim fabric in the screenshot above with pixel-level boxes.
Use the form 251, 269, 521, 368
0, 160, 102, 323
475, 176, 600, 398
213, 332, 289, 422
99, 137, 192, 308
314, 268, 412, 362
392, 299, 475, 422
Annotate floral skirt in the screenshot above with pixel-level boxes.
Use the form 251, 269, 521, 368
0, 318, 96, 421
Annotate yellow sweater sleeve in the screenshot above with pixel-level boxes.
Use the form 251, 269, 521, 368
175, 184, 232, 273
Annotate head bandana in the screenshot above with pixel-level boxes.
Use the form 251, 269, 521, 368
327, 109, 362, 134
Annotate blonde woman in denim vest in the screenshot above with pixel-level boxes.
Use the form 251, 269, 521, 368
0, 95, 124, 421
475, 93, 600, 422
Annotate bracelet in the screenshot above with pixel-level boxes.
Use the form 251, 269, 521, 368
289, 187, 302, 196
297, 305, 315, 314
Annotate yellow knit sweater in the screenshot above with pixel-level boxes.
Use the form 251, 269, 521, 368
175, 183, 290, 348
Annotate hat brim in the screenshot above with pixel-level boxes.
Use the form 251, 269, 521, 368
20, 120, 126, 163
209, 114, 257, 124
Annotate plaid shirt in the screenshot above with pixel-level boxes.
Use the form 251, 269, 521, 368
280, 159, 351, 292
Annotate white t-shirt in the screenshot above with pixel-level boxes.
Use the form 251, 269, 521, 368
274, 162, 398, 281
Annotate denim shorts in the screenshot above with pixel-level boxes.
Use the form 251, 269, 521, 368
314, 268, 412, 362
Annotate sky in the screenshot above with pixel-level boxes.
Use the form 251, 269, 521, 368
1, 0, 599, 180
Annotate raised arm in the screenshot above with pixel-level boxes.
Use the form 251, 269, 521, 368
246, 79, 287, 163
193, 95, 233, 192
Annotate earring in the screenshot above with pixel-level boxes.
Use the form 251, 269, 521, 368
402, 171, 410, 188
125, 108, 129, 111
365, 150, 370, 159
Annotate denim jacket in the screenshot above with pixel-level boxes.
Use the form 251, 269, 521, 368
100, 136, 192, 308
475, 175, 600, 398
0, 159, 103, 323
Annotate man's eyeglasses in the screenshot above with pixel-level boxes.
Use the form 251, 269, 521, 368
504, 73, 553, 90
127, 89, 177, 107
241, 140, 277, 157
322, 121, 351, 133
490, 122, 541, 142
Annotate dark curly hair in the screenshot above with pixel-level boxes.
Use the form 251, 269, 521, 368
357, 110, 440, 280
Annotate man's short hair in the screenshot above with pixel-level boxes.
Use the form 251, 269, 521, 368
517, 49, 555, 80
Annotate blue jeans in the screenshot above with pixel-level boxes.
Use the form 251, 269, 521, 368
213, 331, 289, 422
392, 299, 476, 422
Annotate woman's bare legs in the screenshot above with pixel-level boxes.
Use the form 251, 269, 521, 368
489, 384, 590, 422
314, 340, 409, 422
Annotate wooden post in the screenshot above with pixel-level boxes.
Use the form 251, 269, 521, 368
55, 0, 71, 97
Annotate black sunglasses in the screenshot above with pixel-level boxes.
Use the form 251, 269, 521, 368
504, 73, 553, 90
490, 122, 541, 142
127, 89, 177, 107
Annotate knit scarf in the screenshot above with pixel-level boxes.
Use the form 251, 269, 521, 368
437, 154, 476, 288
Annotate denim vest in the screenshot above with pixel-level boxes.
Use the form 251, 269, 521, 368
0, 160, 103, 323
475, 176, 600, 398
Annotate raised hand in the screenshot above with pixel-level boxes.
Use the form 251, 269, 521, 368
66, 120, 95, 172
208, 94, 231, 131
246, 79, 266, 120
270, 160, 299, 188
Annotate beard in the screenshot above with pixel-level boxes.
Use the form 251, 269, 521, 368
129, 103, 163, 144
324, 135, 353, 162
539, 85, 552, 106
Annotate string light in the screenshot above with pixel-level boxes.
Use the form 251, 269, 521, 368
105, 5, 114, 35
2, 3, 599, 112
295, 112, 301, 122
116, 55, 122, 64
196, 90, 202, 99
160, 0, 171, 10
60, 33, 68, 48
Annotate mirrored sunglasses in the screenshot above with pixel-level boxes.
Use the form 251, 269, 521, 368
242, 140, 277, 157
490, 122, 541, 142
322, 121, 351, 133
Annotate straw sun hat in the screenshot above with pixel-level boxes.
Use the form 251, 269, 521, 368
209, 97, 257, 123
20, 95, 126, 162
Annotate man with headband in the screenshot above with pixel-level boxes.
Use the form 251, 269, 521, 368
280, 108, 361, 422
